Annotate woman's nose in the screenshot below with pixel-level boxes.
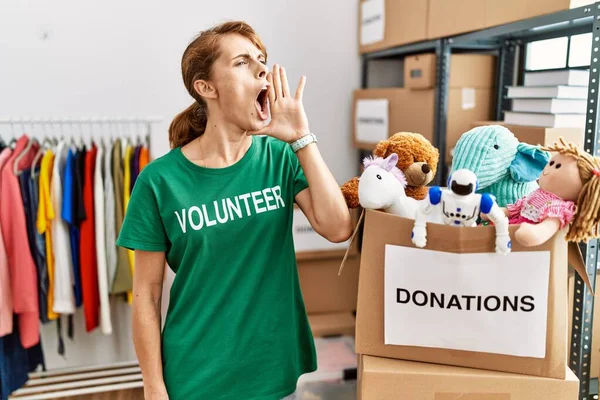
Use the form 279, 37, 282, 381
257, 62, 268, 79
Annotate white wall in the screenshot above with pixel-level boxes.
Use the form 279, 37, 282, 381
0, 0, 360, 370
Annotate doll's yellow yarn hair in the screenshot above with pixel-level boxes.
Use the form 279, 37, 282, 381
541, 137, 600, 242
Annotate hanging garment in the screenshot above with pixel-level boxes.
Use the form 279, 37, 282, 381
139, 145, 149, 170
103, 141, 117, 291
94, 144, 112, 335
61, 148, 83, 307
80, 145, 99, 332
0, 315, 45, 400
36, 150, 58, 321
51, 141, 75, 315
111, 139, 132, 294
130, 145, 141, 192
19, 167, 49, 324
0, 135, 40, 348
123, 144, 134, 303
0, 148, 13, 337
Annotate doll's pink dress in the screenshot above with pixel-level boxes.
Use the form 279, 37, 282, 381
506, 188, 576, 228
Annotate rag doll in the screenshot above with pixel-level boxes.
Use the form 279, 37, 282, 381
497, 137, 600, 247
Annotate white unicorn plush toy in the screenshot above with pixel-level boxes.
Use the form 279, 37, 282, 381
358, 153, 421, 219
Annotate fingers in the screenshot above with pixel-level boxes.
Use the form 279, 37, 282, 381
280, 66, 290, 98
266, 72, 276, 104
295, 76, 306, 100
272, 64, 283, 100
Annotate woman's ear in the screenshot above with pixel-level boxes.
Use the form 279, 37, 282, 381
193, 79, 218, 100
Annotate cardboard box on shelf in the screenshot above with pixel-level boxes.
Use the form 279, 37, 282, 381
358, 355, 579, 400
353, 88, 493, 154
353, 88, 435, 149
293, 206, 359, 261
446, 88, 494, 160
427, 0, 486, 39
470, 121, 585, 148
308, 312, 356, 337
299, 255, 359, 314
358, 0, 428, 54
353, 209, 586, 379
485, 0, 594, 29
405, 54, 496, 90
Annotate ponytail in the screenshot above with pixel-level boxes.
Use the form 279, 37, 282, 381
168, 101, 207, 148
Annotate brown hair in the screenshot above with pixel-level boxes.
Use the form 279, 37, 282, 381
542, 137, 600, 242
168, 21, 268, 148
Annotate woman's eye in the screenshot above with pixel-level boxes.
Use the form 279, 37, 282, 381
236, 60, 247, 66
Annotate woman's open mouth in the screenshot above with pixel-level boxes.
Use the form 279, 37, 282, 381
255, 86, 269, 121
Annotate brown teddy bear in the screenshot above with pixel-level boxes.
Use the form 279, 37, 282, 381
341, 132, 439, 208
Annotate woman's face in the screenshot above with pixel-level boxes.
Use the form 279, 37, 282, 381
204, 33, 270, 133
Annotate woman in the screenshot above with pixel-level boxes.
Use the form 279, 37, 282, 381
116, 21, 353, 400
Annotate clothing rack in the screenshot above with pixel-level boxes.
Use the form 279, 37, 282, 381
0, 117, 161, 400
0, 116, 162, 150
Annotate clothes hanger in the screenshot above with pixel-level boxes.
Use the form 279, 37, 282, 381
13, 137, 37, 176
8, 118, 19, 149
31, 137, 53, 179
30, 121, 52, 178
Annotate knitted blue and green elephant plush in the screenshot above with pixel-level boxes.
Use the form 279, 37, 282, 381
451, 125, 550, 207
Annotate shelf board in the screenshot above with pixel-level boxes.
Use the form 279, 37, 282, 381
451, 5, 594, 45
361, 5, 595, 60
364, 39, 439, 60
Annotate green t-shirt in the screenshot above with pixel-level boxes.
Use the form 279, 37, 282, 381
116, 136, 317, 400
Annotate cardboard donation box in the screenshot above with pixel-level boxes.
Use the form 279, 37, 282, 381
358, 355, 579, 400
355, 209, 570, 379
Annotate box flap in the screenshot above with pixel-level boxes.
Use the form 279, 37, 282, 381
339, 209, 365, 276
568, 241, 593, 294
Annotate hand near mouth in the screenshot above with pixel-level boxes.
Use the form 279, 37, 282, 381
248, 64, 311, 143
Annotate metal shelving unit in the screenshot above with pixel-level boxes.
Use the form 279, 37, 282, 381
359, 3, 599, 399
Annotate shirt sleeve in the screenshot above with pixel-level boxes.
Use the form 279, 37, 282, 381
116, 178, 169, 252
539, 199, 576, 229
284, 144, 308, 198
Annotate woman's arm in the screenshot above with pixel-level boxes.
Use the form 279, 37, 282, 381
294, 145, 353, 243
132, 250, 169, 400
247, 64, 353, 243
